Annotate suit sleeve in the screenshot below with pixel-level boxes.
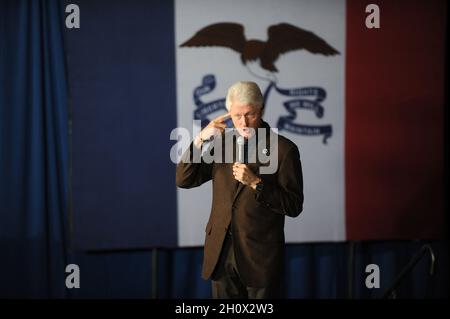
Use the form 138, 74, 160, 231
254, 145, 304, 217
176, 141, 213, 188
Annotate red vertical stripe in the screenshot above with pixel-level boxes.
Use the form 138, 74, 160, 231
345, 0, 446, 240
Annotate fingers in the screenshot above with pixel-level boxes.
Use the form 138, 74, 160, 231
233, 163, 246, 177
232, 164, 241, 178
232, 168, 243, 182
232, 163, 254, 185
213, 123, 227, 130
232, 163, 249, 177
202, 121, 227, 140
207, 116, 227, 129
213, 112, 231, 124
202, 113, 230, 140
210, 123, 226, 136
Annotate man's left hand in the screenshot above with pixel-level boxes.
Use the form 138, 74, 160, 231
232, 163, 260, 188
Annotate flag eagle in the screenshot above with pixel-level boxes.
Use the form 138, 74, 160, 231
180, 22, 340, 72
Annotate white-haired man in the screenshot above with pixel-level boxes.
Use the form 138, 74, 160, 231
176, 81, 303, 298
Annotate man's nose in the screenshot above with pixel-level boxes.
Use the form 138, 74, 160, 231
241, 116, 248, 126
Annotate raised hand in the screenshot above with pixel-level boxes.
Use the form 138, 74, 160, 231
194, 113, 230, 147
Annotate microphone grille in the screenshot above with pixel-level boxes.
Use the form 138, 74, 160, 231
237, 136, 245, 145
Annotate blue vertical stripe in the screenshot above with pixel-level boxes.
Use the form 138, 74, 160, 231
65, 0, 177, 249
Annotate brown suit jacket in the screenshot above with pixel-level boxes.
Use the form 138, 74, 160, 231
176, 121, 303, 287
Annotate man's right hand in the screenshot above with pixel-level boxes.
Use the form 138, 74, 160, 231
194, 113, 230, 148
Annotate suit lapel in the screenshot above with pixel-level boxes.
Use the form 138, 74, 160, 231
233, 182, 245, 203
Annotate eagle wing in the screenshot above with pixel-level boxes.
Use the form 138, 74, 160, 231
180, 22, 246, 53
261, 23, 340, 71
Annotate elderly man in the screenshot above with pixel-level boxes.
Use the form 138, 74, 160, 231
176, 81, 303, 298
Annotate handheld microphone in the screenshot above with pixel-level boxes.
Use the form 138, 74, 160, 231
237, 136, 245, 163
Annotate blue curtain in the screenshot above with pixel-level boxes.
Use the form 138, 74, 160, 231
153, 241, 448, 299
0, 0, 447, 299
0, 0, 69, 298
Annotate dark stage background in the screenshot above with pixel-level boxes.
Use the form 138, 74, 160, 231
0, 0, 448, 299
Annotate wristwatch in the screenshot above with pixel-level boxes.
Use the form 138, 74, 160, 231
255, 180, 264, 192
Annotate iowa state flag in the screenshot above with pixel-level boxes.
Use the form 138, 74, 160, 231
66, 0, 446, 249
